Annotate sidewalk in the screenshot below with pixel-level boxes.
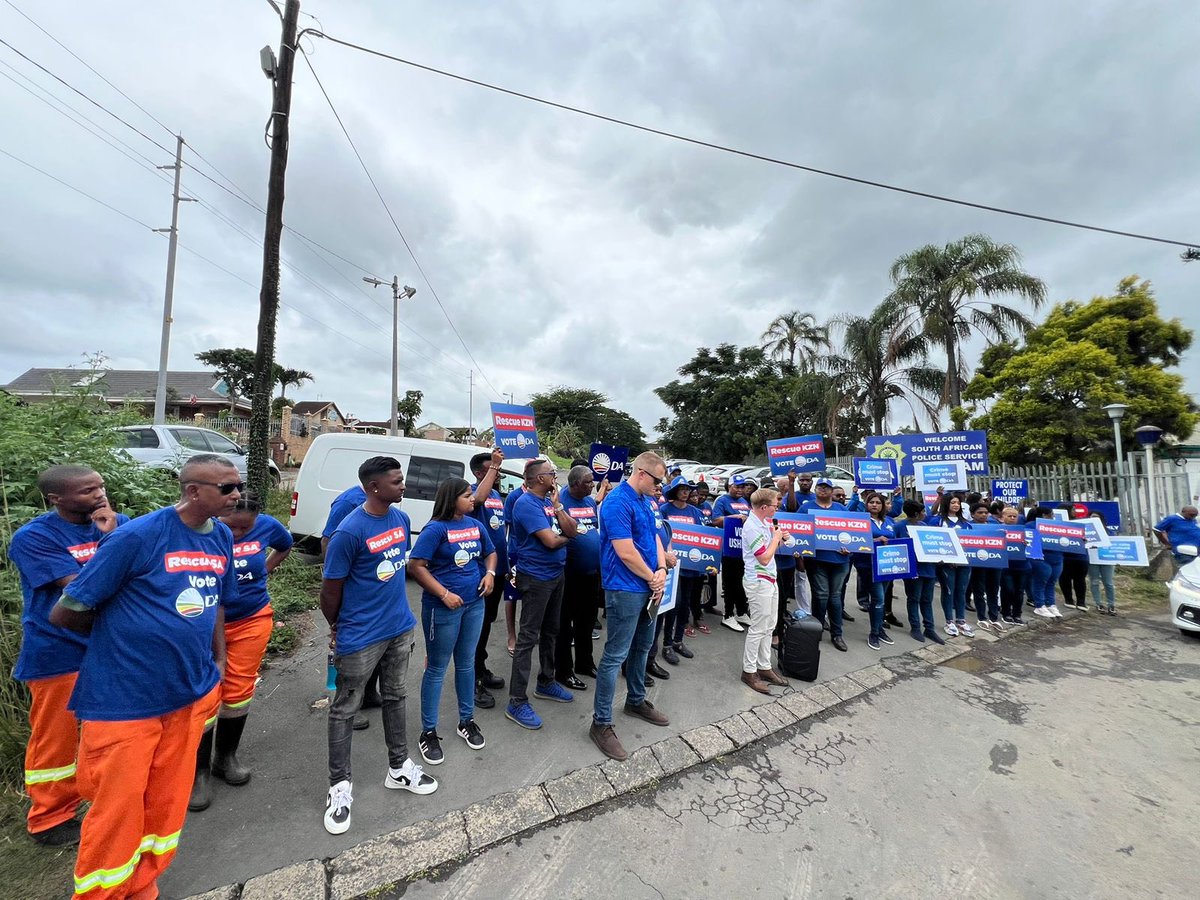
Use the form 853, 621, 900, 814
165, 582, 1046, 900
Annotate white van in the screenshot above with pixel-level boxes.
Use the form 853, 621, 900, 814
288, 433, 527, 555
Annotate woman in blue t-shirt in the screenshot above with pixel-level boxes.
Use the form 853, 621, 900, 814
1024, 506, 1064, 618
409, 478, 497, 765
930, 494, 974, 637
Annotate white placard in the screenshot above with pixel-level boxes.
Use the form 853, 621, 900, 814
914, 459, 968, 492
1088, 536, 1148, 567
908, 526, 969, 565
1078, 517, 1112, 548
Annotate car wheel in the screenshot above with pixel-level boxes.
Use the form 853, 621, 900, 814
270, 470, 281, 488
1181, 629, 1200, 639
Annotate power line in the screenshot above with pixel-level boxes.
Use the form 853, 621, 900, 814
306, 29, 1200, 252
299, 49, 506, 401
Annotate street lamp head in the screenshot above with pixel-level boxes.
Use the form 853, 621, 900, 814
1102, 402, 1129, 422
401, 285, 417, 299
1134, 424, 1163, 447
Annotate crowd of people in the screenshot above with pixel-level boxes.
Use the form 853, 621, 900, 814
10, 448, 1193, 897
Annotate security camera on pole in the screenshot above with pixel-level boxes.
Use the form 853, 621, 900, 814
363, 276, 416, 436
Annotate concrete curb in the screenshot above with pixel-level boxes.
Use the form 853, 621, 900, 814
186, 616, 1035, 900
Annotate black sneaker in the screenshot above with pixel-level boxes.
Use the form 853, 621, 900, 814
924, 629, 947, 645
474, 682, 496, 709
30, 819, 81, 847
479, 668, 505, 690
841, 611, 855, 622
877, 630, 895, 646
457, 719, 486, 750
418, 729, 444, 766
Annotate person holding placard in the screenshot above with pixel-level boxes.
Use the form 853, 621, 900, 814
740, 487, 791, 693
999, 506, 1030, 626
712, 476, 752, 633
1025, 507, 1064, 618
930, 495, 974, 637
659, 477, 704, 665
862, 493, 898, 651
968, 504, 1004, 632
799, 478, 850, 652
893, 501, 945, 644
1086, 512, 1117, 614
1059, 504, 1092, 610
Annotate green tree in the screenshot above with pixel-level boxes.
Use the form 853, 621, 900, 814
396, 390, 423, 435
962, 276, 1197, 464
273, 366, 313, 405
528, 387, 647, 453
195, 348, 257, 414
825, 300, 944, 435
889, 233, 1046, 411
760, 310, 830, 372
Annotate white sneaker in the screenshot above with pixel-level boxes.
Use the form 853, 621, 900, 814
385, 758, 438, 795
958, 621, 975, 637
721, 617, 745, 633
1049, 605, 1064, 618
1033, 607, 1053, 618
992, 619, 1006, 631
944, 621, 959, 636
323, 779, 353, 835
735, 614, 752, 627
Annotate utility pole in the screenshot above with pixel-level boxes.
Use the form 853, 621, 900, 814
363, 276, 416, 436
468, 369, 474, 435
247, 0, 299, 495
152, 135, 194, 425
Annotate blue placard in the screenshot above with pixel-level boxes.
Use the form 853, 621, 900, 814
657, 565, 679, 617
873, 539, 917, 582
1042, 500, 1121, 534
671, 522, 724, 572
957, 525, 1010, 568
807, 510, 874, 554
766, 434, 826, 476
991, 479, 1028, 503
1027, 527, 1044, 561
490, 402, 539, 458
1001, 526, 1028, 561
865, 430, 990, 476
588, 443, 628, 483
853, 457, 899, 491
722, 517, 743, 558
1089, 536, 1148, 566
773, 512, 816, 558
1035, 518, 1089, 556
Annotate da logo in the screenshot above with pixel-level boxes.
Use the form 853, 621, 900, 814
576, 523, 590, 535
592, 453, 611, 477
794, 455, 812, 468
376, 558, 398, 582
454, 549, 471, 568
975, 548, 992, 561
837, 531, 854, 546
870, 440, 906, 468
489, 514, 501, 531
516, 434, 529, 449
688, 547, 703, 563
175, 587, 206, 619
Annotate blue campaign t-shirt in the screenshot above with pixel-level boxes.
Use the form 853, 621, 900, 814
893, 519, 936, 578
410, 517, 495, 605
9, 510, 131, 681
661, 503, 704, 579
322, 485, 368, 538
1156, 514, 1200, 557
64, 507, 235, 721
600, 481, 660, 593
711, 494, 750, 523
324, 505, 416, 656
227, 514, 293, 622
563, 494, 601, 574
469, 485, 508, 573
929, 514, 973, 567
512, 491, 566, 580
504, 486, 525, 566
799, 498, 850, 563
697, 500, 714, 525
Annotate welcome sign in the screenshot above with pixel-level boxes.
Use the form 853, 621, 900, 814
490, 403, 539, 458
866, 430, 990, 476
766, 435, 826, 476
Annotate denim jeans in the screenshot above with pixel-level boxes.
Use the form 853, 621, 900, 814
328, 630, 414, 785
1001, 569, 1028, 619
1089, 564, 1116, 609
904, 577, 937, 630
793, 568, 812, 617
509, 571, 564, 704
867, 578, 886, 639
421, 599, 485, 730
939, 565, 970, 621
1041, 554, 1065, 607
593, 589, 656, 725
807, 560, 849, 639
1028, 558, 1053, 608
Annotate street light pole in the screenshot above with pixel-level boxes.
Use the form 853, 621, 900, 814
363, 276, 416, 436
1135, 424, 1164, 534
152, 135, 195, 425
1102, 403, 1135, 534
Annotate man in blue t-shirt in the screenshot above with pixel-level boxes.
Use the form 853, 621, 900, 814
50, 454, 239, 898
320, 456, 437, 836
321, 484, 369, 552
558, 466, 603, 689
590, 452, 671, 762
9, 465, 127, 847
712, 475, 752, 631
799, 477, 851, 651
505, 459, 578, 730
468, 449, 509, 709
1154, 506, 1200, 562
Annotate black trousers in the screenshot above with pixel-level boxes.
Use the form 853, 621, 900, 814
722, 557, 748, 618
1060, 555, 1089, 605
556, 568, 600, 678
473, 579, 505, 679
775, 564, 796, 635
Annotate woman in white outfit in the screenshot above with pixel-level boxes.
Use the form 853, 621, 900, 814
740, 487, 792, 694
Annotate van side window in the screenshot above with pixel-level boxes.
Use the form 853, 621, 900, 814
406, 456, 465, 501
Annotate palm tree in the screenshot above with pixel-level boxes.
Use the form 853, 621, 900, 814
274, 366, 314, 406
888, 233, 1046, 411
824, 300, 945, 436
760, 311, 830, 372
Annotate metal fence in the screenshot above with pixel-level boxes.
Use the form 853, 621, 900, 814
215, 416, 282, 439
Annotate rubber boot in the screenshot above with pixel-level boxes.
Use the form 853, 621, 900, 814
212, 715, 252, 786
188, 728, 214, 811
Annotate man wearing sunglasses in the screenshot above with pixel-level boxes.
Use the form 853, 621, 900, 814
48, 454, 240, 899
590, 452, 671, 761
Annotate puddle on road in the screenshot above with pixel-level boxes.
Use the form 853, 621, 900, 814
939, 655, 993, 674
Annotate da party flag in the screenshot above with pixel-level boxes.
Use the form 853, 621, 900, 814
490, 403, 539, 458
1035, 518, 1089, 556
773, 512, 815, 558
853, 457, 898, 491
914, 459, 968, 492
765, 435, 826, 476
873, 539, 917, 582
671, 522, 724, 573
807, 510, 873, 554
909, 526, 969, 565
588, 443, 627, 483
957, 525, 1009, 569
1088, 536, 1148, 566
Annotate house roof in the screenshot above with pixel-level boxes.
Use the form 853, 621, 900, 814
1, 368, 248, 407
291, 401, 333, 416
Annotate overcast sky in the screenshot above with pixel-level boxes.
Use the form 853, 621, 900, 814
2, 0, 1197, 440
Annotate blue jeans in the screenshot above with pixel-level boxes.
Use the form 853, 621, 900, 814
971, 568, 1001, 622
593, 589, 656, 726
904, 577, 937, 630
868, 578, 886, 639
1042, 554, 1065, 607
1089, 564, 1116, 609
1001, 569, 1028, 619
940, 565, 970, 621
421, 599, 485, 730
1029, 559, 1052, 608
807, 560, 849, 639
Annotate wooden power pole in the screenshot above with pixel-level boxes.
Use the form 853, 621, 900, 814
248, 0, 300, 495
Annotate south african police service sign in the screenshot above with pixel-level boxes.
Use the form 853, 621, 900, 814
765, 434, 826, 476
490, 403, 539, 459
865, 430, 990, 476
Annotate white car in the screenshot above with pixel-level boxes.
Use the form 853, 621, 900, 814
1167, 550, 1200, 636
116, 424, 281, 485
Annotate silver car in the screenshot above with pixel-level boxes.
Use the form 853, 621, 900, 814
115, 424, 281, 485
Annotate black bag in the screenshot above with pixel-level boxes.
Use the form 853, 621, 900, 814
778, 614, 822, 681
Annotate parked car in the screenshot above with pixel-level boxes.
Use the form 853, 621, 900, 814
116, 424, 281, 485
702, 464, 755, 493
1168, 550, 1200, 637
288, 432, 525, 556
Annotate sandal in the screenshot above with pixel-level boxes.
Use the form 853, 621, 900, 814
684, 625, 696, 637
697, 622, 711, 634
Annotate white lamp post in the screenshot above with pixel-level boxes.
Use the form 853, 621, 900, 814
1135, 424, 1164, 532
1102, 403, 1132, 533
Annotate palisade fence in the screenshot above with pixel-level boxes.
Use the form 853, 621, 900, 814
830, 454, 1190, 537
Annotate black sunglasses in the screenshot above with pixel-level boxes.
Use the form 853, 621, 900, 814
187, 480, 245, 495
638, 468, 663, 486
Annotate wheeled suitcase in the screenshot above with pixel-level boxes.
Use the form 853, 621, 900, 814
778, 615, 822, 681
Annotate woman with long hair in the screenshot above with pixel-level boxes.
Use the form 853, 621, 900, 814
862, 492, 898, 651
409, 478, 497, 764
931, 494, 973, 637
1024, 506, 1064, 618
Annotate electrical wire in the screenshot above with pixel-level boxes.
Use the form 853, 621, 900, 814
305, 29, 1200, 252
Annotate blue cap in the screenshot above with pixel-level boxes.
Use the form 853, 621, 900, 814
730, 474, 748, 486
815, 477, 834, 487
